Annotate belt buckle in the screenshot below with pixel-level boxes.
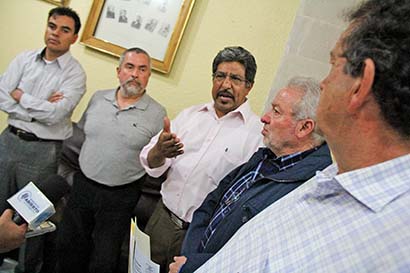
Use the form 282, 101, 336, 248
16, 128, 25, 137
16, 128, 37, 141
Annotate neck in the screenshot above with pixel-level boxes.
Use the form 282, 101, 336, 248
330, 123, 410, 174
44, 48, 67, 61
274, 141, 317, 158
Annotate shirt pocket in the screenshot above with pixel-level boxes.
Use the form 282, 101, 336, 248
120, 122, 153, 150
206, 146, 244, 186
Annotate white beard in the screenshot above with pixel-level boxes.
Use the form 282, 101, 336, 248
120, 78, 144, 97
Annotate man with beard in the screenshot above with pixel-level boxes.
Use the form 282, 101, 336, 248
56, 48, 166, 273
140, 46, 263, 272
169, 76, 332, 273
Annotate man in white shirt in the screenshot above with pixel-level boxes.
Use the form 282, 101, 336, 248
140, 46, 263, 272
195, 0, 410, 272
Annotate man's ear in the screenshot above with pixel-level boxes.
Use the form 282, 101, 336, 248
349, 58, 375, 111
70, 34, 78, 45
295, 119, 314, 139
245, 82, 254, 91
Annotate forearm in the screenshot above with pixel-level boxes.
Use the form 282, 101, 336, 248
17, 70, 85, 125
19, 85, 84, 125
0, 88, 32, 121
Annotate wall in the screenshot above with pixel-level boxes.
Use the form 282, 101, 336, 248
0, 0, 300, 131
265, 0, 362, 111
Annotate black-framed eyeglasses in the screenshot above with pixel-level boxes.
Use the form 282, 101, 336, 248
212, 71, 248, 86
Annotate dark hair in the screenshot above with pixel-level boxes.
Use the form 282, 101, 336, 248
48, 7, 81, 34
212, 46, 257, 86
342, 0, 410, 137
119, 47, 151, 68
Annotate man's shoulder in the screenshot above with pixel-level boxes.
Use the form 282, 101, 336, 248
143, 93, 166, 113
58, 51, 86, 74
245, 111, 263, 127
180, 102, 209, 114
90, 89, 115, 101
172, 102, 210, 121
13, 49, 41, 61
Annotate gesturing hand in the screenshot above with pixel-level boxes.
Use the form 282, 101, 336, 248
147, 117, 184, 168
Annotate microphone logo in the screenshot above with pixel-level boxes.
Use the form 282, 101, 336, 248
18, 191, 40, 213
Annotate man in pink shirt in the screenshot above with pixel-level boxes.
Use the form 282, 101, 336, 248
140, 46, 263, 272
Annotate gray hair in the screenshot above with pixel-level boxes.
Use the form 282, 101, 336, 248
119, 47, 151, 69
287, 76, 325, 145
212, 46, 257, 87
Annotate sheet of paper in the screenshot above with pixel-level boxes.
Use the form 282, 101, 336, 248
129, 218, 159, 273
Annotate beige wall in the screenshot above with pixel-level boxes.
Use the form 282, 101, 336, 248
265, 0, 362, 112
0, 0, 300, 130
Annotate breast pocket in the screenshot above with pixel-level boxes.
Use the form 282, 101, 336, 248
206, 145, 244, 186
120, 122, 153, 150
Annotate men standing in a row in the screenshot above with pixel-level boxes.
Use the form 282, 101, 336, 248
140, 46, 263, 272
56, 48, 166, 273
0, 7, 85, 273
170, 76, 332, 273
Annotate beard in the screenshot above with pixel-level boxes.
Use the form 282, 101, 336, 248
120, 78, 145, 97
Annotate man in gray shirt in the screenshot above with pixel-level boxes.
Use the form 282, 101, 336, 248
56, 47, 166, 273
0, 6, 85, 212
0, 7, 85, 273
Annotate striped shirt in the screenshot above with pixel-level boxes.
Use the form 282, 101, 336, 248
195, 154, 410, 273
200, 147, 319, 250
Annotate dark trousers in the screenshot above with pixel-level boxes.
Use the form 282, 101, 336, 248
144, 200, 188, 273
56, 171, 141, 273
0, 128, 62, 273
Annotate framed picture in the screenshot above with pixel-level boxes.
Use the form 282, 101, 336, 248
81, 0, 196, 73
41, 0, 70, 6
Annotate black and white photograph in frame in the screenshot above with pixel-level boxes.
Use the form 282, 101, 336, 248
80, 0, 196, 73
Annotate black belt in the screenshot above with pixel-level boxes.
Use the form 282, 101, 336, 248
9, 125, 61, 143
164, 203, 189, 229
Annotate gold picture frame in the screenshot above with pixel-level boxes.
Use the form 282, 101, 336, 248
81, 0, 196, 74
41, 0, 70, 6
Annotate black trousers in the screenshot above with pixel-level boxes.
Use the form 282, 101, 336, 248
56, 171, 141, 273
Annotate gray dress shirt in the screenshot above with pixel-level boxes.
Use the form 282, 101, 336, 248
0, 48, 86, 139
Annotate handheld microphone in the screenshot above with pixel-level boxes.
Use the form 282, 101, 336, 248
7, 174, 70, 228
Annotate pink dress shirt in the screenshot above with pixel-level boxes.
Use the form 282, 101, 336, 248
140, 101, 263, 222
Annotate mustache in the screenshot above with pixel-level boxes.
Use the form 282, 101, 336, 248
216, 89, 234, 99
124, 77, 142, 86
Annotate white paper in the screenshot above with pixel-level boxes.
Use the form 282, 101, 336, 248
129, 218, 159, 273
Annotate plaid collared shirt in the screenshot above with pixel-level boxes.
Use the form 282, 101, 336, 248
199, 147, 319, 251
195, 154, 410, 273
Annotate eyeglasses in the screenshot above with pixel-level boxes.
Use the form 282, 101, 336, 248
212, 72, 248, 86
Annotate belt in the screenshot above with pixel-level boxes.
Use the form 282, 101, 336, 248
9, 125, 61, 143
164, 204, 189, 229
